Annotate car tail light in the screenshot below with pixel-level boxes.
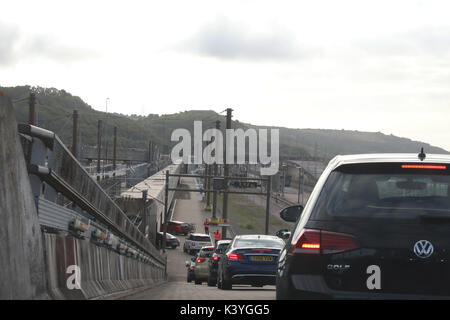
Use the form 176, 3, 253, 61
290, 229, 321, 254
290, 229, 358, 255
212, 254, 220, 261
321, 231, 359, 254
227, 252, 244, 261
401, 164, 446, 170
196, 257, 206, 263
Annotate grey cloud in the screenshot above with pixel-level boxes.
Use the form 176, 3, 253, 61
181, 18, 315, 61
0, 23, 20, 65
0, 21, 98, 67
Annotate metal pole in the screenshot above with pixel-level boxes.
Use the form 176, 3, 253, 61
205, 164, 211, 210
212, 190, 218, 220
297, 167, 301, 204
96, 120, 102, 182
162, 170, 169, 252
222, 108, 232, 238
148, 140, 152, 175
301, 167, 304, 205
142, 190, 148, 235
212, 160, 218, 220
113, 127, 117, 177
265, 176, 272, 235
148, 140, 153, 163
105, 142, 108, 177
72, 110, 78, 158
28, 92, 36, 125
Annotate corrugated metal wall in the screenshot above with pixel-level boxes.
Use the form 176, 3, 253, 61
43, 233, 165, 300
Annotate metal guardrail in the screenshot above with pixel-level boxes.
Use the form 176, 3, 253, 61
18, 124, 165, 266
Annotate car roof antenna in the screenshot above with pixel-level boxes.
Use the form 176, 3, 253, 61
418, 147, 426, 161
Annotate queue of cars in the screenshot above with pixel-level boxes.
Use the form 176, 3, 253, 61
184, 234, 285, 290
184, 152, 450, 299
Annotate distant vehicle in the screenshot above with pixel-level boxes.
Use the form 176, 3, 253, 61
217, 234, 285, 290
186, 258, 195, 283
207, 239, 232, 286
161, 220, 191, 235
185, 222, 196, 233
183, 233, 213, 255
276, 153, 450, 299
185, 246, 214, 284
156, 231, 180, 249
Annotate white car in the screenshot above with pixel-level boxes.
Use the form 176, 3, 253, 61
183, 233, 213, 255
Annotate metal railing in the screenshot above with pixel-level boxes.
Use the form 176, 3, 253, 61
18, 124, 165, 267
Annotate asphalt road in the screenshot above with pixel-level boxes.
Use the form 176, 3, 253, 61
122, 177, 276, 300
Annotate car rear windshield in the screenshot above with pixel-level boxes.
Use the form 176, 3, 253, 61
199, 250, 213, 258
234, 238, 284, 249
216, 243, 230, 253
311, 162, 450, 221
192, 236, 211, 242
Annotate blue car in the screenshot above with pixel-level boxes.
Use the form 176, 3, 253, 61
217, 234, 285, 290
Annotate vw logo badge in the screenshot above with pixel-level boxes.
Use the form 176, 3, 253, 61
413, 240, 434, 258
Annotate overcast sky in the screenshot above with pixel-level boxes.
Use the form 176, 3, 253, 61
2, 0, 450, 150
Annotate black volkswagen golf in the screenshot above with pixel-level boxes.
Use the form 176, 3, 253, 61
276, 153, 450, 299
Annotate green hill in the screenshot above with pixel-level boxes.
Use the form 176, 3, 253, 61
3, 85, 448, 161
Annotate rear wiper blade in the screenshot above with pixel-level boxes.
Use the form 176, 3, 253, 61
419, 214, 450, 223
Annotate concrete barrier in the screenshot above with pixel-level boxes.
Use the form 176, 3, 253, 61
0, 95, 49, 299
43, 233, 165, 300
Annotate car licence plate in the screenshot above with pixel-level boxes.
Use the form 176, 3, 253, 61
200, 243, 208, 246
251, 256, 273, 262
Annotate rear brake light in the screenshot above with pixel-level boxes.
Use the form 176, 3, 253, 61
302, 243, 320, 249
401, 164, 446, 170
196, 257, 206, 263
212, 254, 220, 261
227, 252, 243, 260
290, 229, 321, 254
290, 229, 358, 255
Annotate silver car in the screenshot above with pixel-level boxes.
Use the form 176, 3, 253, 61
183, 233, 212, 255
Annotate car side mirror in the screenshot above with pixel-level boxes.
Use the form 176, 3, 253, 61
282, 231, 291, 239
275, 229, 288, 238
275, 229, 291, 239
280, 205, 303, 222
